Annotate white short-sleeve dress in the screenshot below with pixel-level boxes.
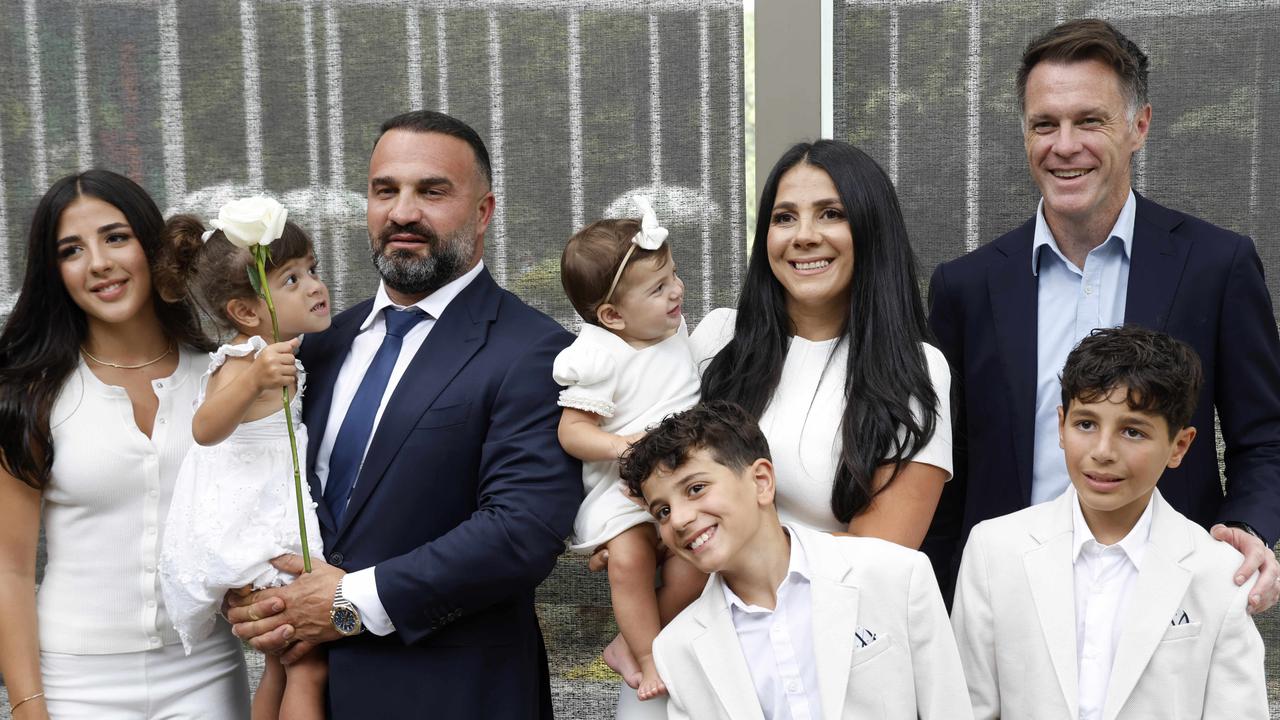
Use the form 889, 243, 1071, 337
554, 321, 700, 553
690, 308, 953, 532
160, 337, 325, 652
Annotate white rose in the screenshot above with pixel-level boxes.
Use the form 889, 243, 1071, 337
209, 196, 288, 249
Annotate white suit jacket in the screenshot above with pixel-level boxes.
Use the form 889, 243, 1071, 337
951, 488, 1267, 719
652, 525, 973, 720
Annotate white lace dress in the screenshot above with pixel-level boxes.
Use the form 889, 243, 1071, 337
553, 321, 700, 553
159, 337, 325, 653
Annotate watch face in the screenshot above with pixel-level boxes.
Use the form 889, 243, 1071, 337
333, 606, 359, 635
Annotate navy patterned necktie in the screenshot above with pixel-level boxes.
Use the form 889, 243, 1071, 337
323, 307, 428, 525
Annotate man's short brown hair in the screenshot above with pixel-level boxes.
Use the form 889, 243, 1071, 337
1017, 19, 1149, 118
619, 401, 771, 500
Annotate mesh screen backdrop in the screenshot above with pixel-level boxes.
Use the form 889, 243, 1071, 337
834, 0, 1280, 710
0, 1, 745, 716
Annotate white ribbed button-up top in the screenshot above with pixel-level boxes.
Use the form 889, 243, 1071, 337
38, 348, 202, 653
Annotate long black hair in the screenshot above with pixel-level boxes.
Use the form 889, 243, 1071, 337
0, 170, 213, 489
699, 140, 938, 524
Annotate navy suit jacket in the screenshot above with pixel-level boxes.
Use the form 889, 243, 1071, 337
924, 194, 1280, 596
299, 268, 580, 718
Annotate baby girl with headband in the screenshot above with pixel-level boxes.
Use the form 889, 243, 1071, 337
157, 200, 328, 720
555, 196, 706, 701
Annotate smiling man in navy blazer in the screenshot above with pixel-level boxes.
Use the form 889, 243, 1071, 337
229, 110, 580, 718
925, 19, 1280, 613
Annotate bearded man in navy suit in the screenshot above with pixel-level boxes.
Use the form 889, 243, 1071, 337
228, 110, 580, 718
924, 19, 1280, 613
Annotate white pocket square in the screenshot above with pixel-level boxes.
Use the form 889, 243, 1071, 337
1162, 621, 1202, 641
854, 626, 878, 648
1170, 609, 1193, 626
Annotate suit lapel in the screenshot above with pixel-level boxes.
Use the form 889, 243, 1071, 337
332, 271, 499, 543
1024, 492, 1079, 718
690, 579, 767, 720
987, 223, 1039, 505
1124, 194, 1189, 332
1102, 492, 1192, 720
301, 301, 369, 539
808, 542, 859, 720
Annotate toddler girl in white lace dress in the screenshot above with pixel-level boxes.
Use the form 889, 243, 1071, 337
555, 197, 706, 702
157, 212, 328, 720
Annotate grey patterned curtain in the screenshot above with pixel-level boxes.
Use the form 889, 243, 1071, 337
0, 1, 746, 716
834, 0, 1280, 707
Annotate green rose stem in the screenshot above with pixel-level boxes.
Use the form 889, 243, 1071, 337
252, 246, 313, 574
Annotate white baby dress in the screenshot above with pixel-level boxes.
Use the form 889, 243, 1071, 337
553, 321, 700, 553
159, 337, 324, 653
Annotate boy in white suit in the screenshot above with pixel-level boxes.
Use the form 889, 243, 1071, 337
619, 401, 972, 720
951, 326, 1267, 719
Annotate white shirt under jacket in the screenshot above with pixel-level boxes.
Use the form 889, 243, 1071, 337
722, 527, 823, 720
1072, 491, 1152, 720
313, 262, 484, 635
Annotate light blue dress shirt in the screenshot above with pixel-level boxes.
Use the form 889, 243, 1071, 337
1030, 192, 1136, 505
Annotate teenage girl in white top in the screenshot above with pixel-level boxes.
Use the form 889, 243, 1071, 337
157, 212, 330, 720
0, 170, 248, 719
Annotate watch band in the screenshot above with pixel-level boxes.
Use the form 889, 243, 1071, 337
331, 576, 364, 636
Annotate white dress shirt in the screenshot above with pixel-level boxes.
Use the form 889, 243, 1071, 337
315, 261, 485, 635
1032, 192, 1135, 505
721, 527, 822, 720
1072, 489, 1153, 720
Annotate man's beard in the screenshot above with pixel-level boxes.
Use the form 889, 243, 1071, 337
370, 221, 476, 297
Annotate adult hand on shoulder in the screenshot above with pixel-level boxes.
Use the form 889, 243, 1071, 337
227, 554, 346, 651
1211, 524, 1280, 614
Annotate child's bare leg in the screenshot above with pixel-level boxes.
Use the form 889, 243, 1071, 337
252, 654, 286, 720
658, 553, 706, 624
278, 647, 327, 720
606, 525, 667, 701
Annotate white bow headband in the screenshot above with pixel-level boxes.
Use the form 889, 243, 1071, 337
603, 195, 669, 303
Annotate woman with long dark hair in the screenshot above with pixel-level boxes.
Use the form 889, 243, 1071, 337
608, 140, 953, 719
0, 170, 249, 718
694, 139, 951, 545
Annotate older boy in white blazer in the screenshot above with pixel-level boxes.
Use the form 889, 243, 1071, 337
619, 401, 972, 720
952, 326, 1267, 720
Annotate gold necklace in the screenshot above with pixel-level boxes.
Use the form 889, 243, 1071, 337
81, 342, 174, 370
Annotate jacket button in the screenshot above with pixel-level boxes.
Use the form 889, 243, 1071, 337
329, 552, 343, 565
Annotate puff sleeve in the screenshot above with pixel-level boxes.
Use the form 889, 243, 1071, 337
552, 337, 619, 418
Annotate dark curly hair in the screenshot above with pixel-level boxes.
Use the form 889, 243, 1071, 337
619, 401, 771, 500
1060, 325, 1203, 437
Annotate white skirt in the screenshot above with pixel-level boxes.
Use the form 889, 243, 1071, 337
40, 626, 249, 719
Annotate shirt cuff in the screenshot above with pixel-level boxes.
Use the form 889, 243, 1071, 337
343, 567, 396, 636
